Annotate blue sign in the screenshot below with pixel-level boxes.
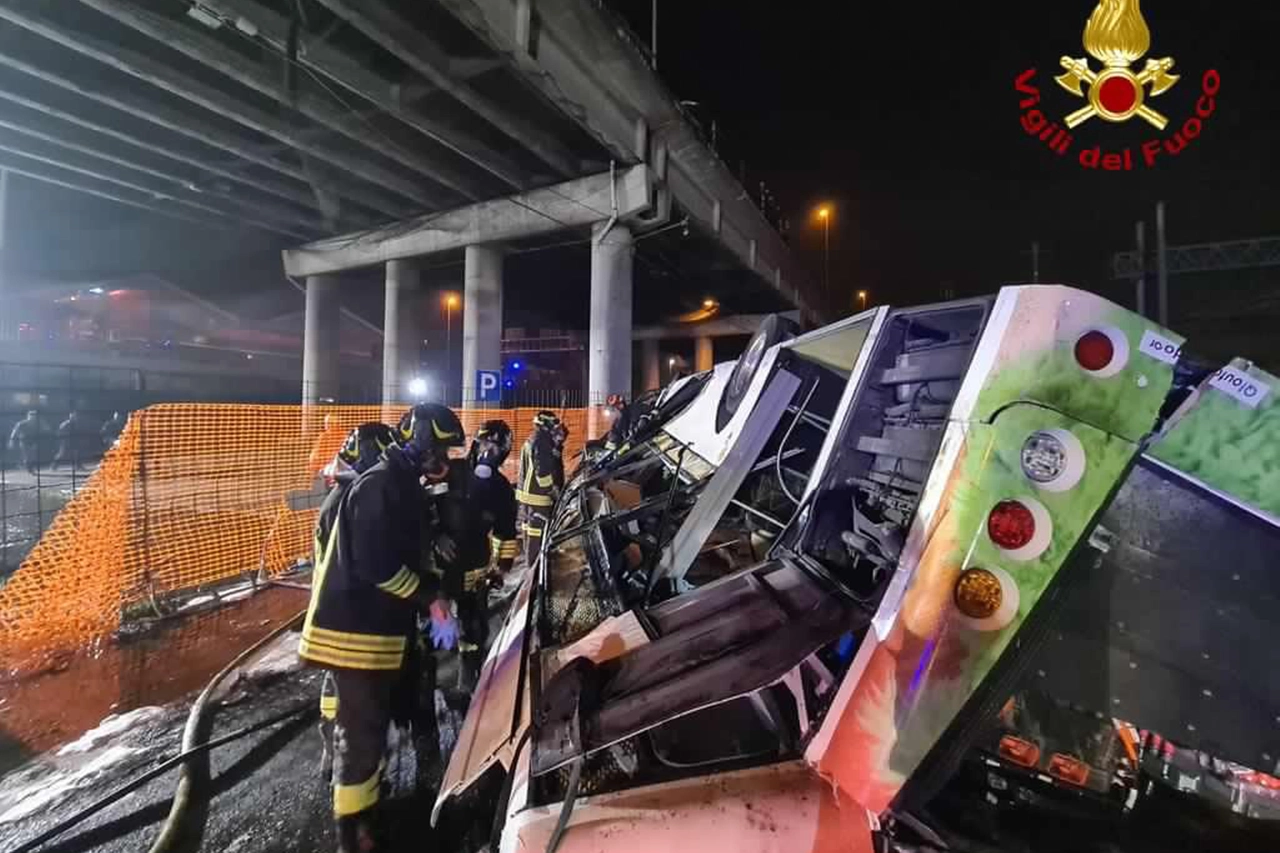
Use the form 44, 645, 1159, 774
476, 370, 501, 403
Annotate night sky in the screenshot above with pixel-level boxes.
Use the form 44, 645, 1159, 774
625, 0, 1280, 311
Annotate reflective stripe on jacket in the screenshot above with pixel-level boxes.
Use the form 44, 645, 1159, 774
515, 434, 562, 509
299, 448, 431, 671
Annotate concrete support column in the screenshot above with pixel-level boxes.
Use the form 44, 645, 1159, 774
588, 222, 633, 417
462, 244, 505, 406
302, 274, 341, 406
381, 260, 420, 417
695, 336, 714, 373
641, 338, 661, 391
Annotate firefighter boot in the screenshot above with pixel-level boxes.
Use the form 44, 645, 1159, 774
336, 807, 385, 853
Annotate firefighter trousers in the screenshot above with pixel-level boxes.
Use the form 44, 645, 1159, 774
329, 668, 397, 819
519, 506, 548, 568
325, 647, 435, 817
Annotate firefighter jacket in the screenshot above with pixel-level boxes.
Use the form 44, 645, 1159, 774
436, 459, 519, 592
605, 404, 633, 452
516, 432, 563, 512
299, 446, 435, 671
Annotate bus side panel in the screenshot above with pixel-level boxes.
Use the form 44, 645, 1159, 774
1006, 457, 1280, 773
810, 404, 1136, 813
1148, 357, 1280, 521
957, 285, 1179, 442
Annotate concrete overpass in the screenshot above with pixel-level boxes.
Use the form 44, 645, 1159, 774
279, 0, 816, 406
498, 311, 798, 393
0, 0, 815, 407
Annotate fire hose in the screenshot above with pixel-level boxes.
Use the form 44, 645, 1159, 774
7, 609, 308, 853
146, 608, 307, 853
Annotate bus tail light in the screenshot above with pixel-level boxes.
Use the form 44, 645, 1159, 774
987, 498, 1051, 561
1073, 327, 1129, 377
1021, 429, 1085, 492
954, 566, 1020, 632
1048, 753, 1091, 787
999, 735, 1041, 768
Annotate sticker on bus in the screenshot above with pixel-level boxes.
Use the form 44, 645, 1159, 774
1138, 330, 1183, 365
1209, 368, 1271, 409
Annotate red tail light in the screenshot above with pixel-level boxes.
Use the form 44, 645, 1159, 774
999, 735, 1041, 768
1048, 753, 1091, 787
1249, 773, 1280, 791
987, 500, 1036, 550
1074, 330, 1115, 371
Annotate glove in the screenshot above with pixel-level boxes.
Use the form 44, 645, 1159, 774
428, 599, 459, 650
435, 534, 458, 563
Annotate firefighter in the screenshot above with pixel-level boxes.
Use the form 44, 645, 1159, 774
435, 420, 519, 690
299, 404, 464, 853
314, 422, 397, 782
7, 410, 40, 474
516, 411, 565, 567
603, 394, 632, 454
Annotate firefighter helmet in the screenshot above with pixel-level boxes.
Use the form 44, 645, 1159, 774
339, 422, 395, 472
533, 410, 561, 432
470, 419, 513, 476
398, 404, 465, 474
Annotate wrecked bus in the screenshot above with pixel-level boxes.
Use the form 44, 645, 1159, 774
433, 285, 1280, 852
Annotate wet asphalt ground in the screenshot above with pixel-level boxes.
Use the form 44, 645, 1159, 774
0, 635, 468, 853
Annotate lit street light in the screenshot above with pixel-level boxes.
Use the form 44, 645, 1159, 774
443, 293, 459, 389
816, 206, 831, 304
857, 289, 868, 311
408, 376, 428, 399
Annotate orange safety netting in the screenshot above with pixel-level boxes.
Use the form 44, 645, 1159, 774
0, 404, 595, 664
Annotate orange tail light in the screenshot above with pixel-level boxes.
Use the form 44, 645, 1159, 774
998, 735, 1041, 768
1048, 753, 1091, 787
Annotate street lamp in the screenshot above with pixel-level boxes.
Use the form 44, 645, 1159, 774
816, 206, 831, 303
443, 293, 459, 390
857, 289, 868, 311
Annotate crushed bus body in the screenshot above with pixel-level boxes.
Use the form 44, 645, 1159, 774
433, 285, 1280, 853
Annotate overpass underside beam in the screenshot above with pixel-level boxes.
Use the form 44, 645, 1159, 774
435, 0, 817, 322
77, 0, 476, 206
310, 0, 580, 179
0, 0, 422, 219
282, 165, 652, 277
199, 0, 536, 193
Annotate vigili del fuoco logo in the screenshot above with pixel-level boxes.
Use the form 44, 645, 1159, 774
1014, 0, 1220, 170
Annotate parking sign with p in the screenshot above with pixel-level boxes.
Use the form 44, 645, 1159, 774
477, 370, 501, 403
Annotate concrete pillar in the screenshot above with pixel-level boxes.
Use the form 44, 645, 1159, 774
462, 244, 505, 406
381, 260, 420, 415
302, 274, 341, 406
588, 221, 633, 412
695, 336, 714, 372
641, 338, 661, 391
